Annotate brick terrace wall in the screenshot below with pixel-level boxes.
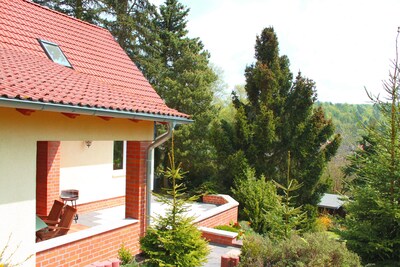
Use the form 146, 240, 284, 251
36, 223, 140, 267
201, 231, 237, 246
203, 195, 228, 205
77, 196, 125, 214
195, 206, 238, 228
36, 141, 61, 215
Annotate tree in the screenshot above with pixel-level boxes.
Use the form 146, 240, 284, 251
148, 0, 218, 191
213, 27, 340, 204
340, 29, 400, 264
232, 152, 306, 239
140, 137, 209, 267
32, 0, 104, 24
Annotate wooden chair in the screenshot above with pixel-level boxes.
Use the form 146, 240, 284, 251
38, 200, 64, 226
36, 205, 77, 241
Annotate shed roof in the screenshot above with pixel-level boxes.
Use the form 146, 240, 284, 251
0, 0, 189, 122
318, 193, 346, 210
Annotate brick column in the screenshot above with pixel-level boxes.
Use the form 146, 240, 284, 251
125, 141, 151, 237
36, 141, 61, 215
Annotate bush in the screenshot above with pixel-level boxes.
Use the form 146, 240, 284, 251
215, 221, 245, 239
232, 168, 282, 235
239, 232, 361, 267
215, 225, 240, 233
118, 243, 133, 266
317, 214, 333, 231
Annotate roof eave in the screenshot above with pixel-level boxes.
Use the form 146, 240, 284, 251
0, 98, 193, 124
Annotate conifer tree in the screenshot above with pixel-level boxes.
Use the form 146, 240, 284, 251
214, 27, 340, 204
32, 0, 104, 24
140, 137, 209, 267
340, 29, 400, 264
147, 0, 218, 190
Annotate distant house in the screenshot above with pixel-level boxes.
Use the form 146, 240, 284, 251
318, 193, 346, 217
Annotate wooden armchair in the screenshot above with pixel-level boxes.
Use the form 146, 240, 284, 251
36, 205, 77, 241
38, 200, 64, 226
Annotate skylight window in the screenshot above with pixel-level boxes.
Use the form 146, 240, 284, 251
38, 39, 72, 68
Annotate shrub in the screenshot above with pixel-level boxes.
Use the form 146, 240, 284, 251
118, 243, 133, 266
215, 225, 240, 233
232, 167, 282, 235
317, 214, 333, 231
239, 232, 361, 267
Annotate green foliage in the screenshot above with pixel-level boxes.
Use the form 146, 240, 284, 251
118, 243, 134, 266
142, 0, 218, 191
140, 137, 209, 267
214, 225, 240, 233
300, 204, 320, 233
239, 232, 361, 267
317, 102, 378, 192
273, 152, 307, 238
214, 27, 340, 204
32, 0, 105, 23
232, 162, 306, 239
340, 31, 400, 264
232, 167, 282, 235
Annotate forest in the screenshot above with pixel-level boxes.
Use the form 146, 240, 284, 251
31, 1, 400, 266
317, 102, 378, 193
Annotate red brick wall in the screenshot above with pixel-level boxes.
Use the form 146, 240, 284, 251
203, 195, 228, 205
36, 223, 141, 267
36, 141, 61, 215
77, 196, 125, 214
196, 207, 238, 228
125, 141, 150, 237
201, 232, 237, 246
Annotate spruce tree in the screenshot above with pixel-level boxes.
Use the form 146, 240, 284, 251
147, 0, 218, 190
340, 29, 400, 264
32, 0, 104, 24
140, 137, 209, 267
213, 27, 340, 204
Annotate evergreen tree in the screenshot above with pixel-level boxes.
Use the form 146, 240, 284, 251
148, 0, 218, 190
213, 27, 340, 204
140, 137, 209, 267
32, 0, 104, 24
340, 29, 400, 264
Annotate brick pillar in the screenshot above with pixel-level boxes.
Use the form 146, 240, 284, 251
125, 141, 151, 237
36, 141, 61, 215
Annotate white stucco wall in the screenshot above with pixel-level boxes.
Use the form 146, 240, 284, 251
60, 141, 125, 204
0, 107, 154, 266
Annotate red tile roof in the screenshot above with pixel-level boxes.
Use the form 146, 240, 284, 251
0, 0, 189, 120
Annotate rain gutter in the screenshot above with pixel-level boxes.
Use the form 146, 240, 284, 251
0, 98, 193, 124
145, 121, 176, 227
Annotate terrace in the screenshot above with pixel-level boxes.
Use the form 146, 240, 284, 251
35, 194, 238, 264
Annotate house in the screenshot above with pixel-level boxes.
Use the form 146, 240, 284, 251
318, 193, 346, 217
0, 1, 238, 266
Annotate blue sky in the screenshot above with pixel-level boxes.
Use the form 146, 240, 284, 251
151, 0, 400, 104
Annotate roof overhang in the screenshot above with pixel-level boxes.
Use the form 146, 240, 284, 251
0, 97, 193, 124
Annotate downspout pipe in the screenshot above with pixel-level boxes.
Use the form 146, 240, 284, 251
146, 121, 176, 227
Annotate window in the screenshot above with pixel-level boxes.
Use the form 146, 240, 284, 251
38, 39, 72, 68
113, 141, 124, 170
113, 141, 126, 177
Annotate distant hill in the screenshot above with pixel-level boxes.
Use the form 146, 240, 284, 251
316, 102, 379, 192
